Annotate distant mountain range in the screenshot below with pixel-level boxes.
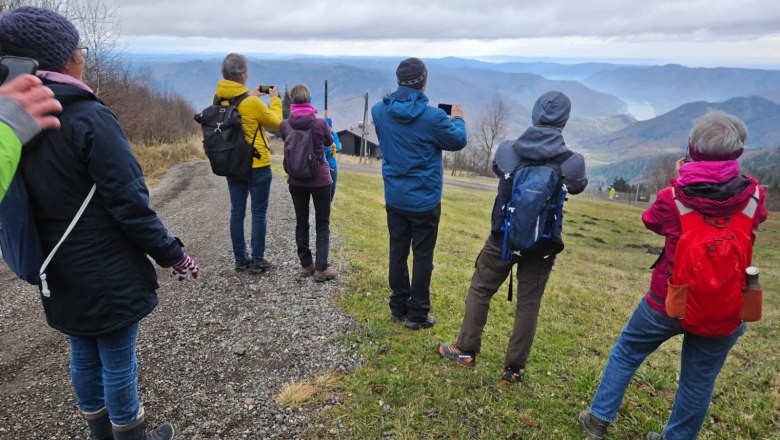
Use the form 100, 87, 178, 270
132, 56, 632, 144
582, 64, 780, 117
579, 96, 780, 162
129, 54, 780, 180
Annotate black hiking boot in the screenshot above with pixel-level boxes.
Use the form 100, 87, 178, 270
499, 366, 525, 385
578, 410, 610, 440
113, 419, 174, 440
249, 258, 273, 273
234, 259, 251, 272
646, 433, 664, 440
405, 315, 436, 330
437, 343, 476, 368
391, 314, 407, 322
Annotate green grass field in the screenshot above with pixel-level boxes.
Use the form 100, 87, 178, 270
319, 169, 779, 439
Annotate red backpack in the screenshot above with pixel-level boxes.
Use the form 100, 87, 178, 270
665, 187, 760, 336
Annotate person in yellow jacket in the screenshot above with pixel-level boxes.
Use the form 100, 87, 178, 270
215, 53, 282, 272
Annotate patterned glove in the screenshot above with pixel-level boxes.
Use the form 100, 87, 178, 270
171, 252, 199, 281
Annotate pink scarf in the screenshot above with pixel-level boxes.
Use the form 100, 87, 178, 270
290, 102, 318, 117
36, 71, 94, 94
676, 160, 740, 186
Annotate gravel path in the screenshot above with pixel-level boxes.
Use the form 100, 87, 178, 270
0, 160, 360, 439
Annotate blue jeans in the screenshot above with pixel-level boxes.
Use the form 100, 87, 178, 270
226, 166, 272, 262
589, 299, 745, 440
330, 168, 337, 201
69, 323, 140, 426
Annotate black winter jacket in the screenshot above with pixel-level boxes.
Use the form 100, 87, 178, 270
20, 82, 183, 337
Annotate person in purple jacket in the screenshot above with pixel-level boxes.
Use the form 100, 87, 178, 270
280, 84, 335, 282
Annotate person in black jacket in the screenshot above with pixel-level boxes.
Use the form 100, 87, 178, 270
0, 7, 198, 440
437, 91, 588, 385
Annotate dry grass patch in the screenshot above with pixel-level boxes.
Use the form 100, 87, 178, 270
275, 372, 341, 408
131, 136, 206, 185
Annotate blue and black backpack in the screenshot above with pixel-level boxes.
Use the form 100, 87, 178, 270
500, 150, 573, 262
0, 170, 95, 295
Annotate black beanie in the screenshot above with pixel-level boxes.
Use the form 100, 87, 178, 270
0, 6, 80, 72
396, 57, 427, 90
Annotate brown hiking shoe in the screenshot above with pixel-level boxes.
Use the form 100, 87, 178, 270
313, 268, 336, 282
299, 265, 315, 277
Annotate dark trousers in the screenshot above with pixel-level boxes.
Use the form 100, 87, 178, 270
386, 204, 441, 322
456, 238, 555, 370
289, 185, 331, 271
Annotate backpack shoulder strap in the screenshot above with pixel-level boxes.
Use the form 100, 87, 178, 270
214, 92, 250, 107
742, 186, 760, 219
39, 184, 97, 297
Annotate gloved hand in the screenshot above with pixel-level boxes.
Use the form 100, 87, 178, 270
171, 252, 199, 281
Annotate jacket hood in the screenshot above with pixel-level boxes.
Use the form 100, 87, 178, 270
493, 127, 569, 174
215, 80, 249, 100
531, 91, 571, 129
383, 86, 429, 123
288, 114, 317, 130
673, 160, 757, 217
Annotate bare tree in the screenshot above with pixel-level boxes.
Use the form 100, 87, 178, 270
0, 0, 68, 14
646, 153, 680, 191
69, 0, 122, 96
475, 94, 509, 175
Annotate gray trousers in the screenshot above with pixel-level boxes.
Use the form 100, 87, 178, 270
456, 238, 555, 370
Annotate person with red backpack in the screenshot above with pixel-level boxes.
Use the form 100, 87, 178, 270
578, 111, 769, 440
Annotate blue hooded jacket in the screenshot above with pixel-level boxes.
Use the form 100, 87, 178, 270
372, 87, 467, 212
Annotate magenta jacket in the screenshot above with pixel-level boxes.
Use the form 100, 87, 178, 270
642, 160, 768, 315
280, 103, 334, 188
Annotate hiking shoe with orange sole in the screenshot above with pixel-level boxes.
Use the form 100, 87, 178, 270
437, 343, 476, 368
500, 366, 525, 385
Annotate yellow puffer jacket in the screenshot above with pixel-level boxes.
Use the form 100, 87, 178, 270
215, 80, 282, 168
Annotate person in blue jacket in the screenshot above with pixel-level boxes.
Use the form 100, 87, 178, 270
0, 7, 197, 440
325, 117, 340, 201
371, 57, 467, 330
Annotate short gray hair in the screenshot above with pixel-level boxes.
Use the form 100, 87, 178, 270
221, 53, 248, 82
689, 111, 748, 156
290, 84, 311, 104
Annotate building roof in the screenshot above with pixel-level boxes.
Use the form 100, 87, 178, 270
337, 123, 379, 146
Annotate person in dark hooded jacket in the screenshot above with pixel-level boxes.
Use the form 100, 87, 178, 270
577, 111, 768, 440
0, 7, 198, 440
372, 57, 468, 330
280, 84, 335, 282
437, 91, 587, 384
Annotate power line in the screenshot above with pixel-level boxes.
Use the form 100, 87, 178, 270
329, 94, 365, 105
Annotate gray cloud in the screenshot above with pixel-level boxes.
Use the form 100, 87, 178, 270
108, 0, 780, 41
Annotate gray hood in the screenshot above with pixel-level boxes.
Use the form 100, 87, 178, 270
494, 126, 567, 174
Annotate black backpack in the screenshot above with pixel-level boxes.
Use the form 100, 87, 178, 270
283, 128, 320, 180
194, 93, 260, 177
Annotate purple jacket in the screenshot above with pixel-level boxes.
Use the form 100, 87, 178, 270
642, 160, 768, 315
280, 110, 333, 188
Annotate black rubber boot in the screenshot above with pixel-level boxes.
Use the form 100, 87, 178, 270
84, 407, 112, 440
113, 416, 174, 440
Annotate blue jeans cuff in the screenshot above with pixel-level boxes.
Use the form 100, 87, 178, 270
589, 408, 614, 423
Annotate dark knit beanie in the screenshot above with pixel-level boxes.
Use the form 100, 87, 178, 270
0, 6, 80, 72
396, 57, 427, 90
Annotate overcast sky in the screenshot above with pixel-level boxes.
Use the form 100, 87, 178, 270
107, 0, 780, 67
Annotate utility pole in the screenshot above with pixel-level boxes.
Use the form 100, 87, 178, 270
324, 80, 328, 120
361, 91, 369, 163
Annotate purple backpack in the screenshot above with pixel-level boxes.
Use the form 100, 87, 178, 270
283, 128, 319, 180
